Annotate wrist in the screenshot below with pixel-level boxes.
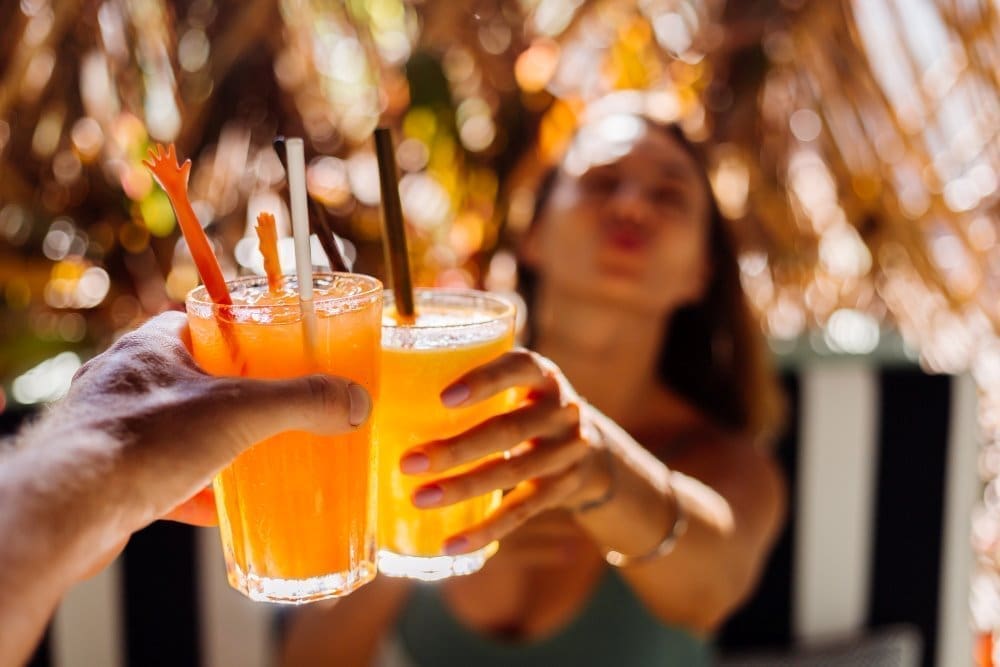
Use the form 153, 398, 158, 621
604, 473, 688, 567
568, 446, 616, 511
565, 416, 617, 512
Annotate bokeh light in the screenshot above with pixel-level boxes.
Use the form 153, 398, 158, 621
1, 0, 998, 634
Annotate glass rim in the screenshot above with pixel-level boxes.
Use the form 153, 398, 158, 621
185, 272, 383, 315
382, 288, 515, 331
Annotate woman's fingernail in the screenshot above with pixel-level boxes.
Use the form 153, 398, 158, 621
412, 485, 444, 508
440, 383, 471, 407
348, 383, 371, 426
400, 452, 430, 474
444, 536, 469, 556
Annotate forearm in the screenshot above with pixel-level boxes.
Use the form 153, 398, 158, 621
0, 425, 127, 664
573, 410, 782, 630
281, 577, 412, 666
0, 478, 65, 667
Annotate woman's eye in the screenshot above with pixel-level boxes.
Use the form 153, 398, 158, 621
651, 188, 686, 207
585, 174, 618, 193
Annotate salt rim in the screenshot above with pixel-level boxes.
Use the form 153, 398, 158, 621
186, 273, 382, 323
382, 288, 515, 350
382, 289, 515, 329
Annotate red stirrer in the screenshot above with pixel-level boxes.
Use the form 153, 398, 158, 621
143, 143, 232, 306
144, 143, 244, 368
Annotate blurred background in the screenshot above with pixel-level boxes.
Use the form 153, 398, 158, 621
0, 0, 997, 665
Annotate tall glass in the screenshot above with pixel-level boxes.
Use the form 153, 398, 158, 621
186, 273, 382, 603
377, 289, 516, 580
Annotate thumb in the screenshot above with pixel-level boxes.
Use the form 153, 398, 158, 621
206, 374, 372, 450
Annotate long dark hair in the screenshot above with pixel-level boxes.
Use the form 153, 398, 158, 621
518, 121, 784, 446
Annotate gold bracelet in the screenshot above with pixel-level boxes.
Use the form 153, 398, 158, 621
603, 477, 688, 567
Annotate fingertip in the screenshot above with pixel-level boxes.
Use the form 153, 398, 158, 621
443, 536, 470, 556
412, 485, 444, 508
441, 382, 471, 408
348, 382, 371, 427
400, 451, 430, 474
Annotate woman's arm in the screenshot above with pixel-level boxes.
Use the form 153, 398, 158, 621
573, 408, 785, 631
280, 577, 413, 666
399, 349, 785, 633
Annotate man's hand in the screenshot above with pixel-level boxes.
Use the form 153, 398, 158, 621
0, 311, 370, 665
62, 311, 368, 532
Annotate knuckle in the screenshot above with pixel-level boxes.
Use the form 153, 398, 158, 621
102, 362, 154, 395
513, 349, 540, 372
427, 440, 456, 470
72, 358, 96, 383
450, 476, 475, 500
496, 412, 526, 445
466, 526, 493, 547
543, 402, 570, 432
562, 462, 584, 487
131, 348, 168, 371
110, 331, 145, 355
477, 362, 504, 388
562, 402, 581, 425
506, 453, 534, 485
510, 501, 534, 525
566, 437, 591, 462
558, 466, 585, 495
527, 350, 556, 374
307, 374, 344, 415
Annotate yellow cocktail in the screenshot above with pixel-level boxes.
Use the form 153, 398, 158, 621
377, 289, 516, 580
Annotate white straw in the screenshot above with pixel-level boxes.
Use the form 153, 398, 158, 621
285, 137, 317, 352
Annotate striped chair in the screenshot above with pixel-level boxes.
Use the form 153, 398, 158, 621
19, 365, 978, 667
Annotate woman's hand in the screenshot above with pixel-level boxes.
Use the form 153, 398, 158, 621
399, 350, 610, 556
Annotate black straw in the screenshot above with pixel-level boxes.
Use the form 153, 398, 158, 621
373, 127, 415, 319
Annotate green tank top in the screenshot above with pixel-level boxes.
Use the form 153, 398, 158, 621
394, 569, 712, 666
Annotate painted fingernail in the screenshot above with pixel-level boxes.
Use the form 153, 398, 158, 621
348, 383, 371, 426
443, 536, 469, 556
441, 382, 471, 407
412, 485, 444, 508
400, 452, 430, 474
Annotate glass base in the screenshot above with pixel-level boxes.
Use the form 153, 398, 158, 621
227, 559, 377, 604
377, 542, 498, 581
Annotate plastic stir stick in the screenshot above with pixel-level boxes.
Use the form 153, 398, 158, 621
143, 144, 232, 306
255, 211, 283, 293
144, 143, 244, 369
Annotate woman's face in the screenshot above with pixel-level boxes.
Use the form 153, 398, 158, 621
525, 121, 712, 314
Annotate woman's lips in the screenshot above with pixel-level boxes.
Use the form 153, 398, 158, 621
603, 227, 651, 252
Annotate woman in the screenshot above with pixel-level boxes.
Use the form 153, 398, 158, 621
282, 109, 787, 666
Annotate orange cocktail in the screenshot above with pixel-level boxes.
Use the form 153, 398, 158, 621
377, 289, 515, 580
187, 273, 382, 602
